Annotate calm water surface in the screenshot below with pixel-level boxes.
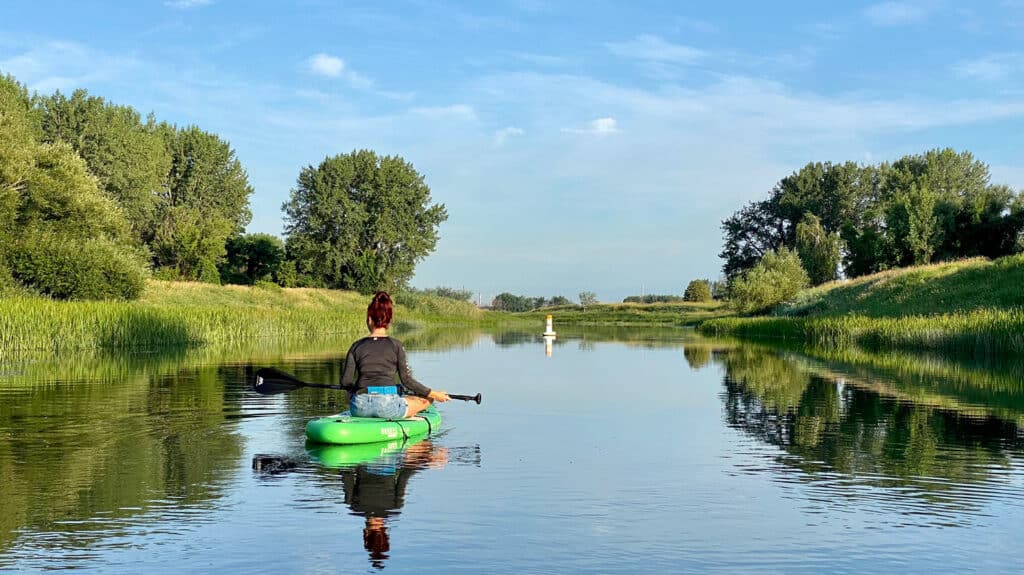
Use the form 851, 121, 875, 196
1, 328, 1022, 573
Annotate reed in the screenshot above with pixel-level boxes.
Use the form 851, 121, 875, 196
0, 280, 492, 354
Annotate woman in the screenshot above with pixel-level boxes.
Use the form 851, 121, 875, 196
341, 291, 449, 418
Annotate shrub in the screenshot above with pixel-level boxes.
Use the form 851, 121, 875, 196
729, 247, 809, 315
415, 286, 474, 301
254, 279, 283, 292
622, 295, 684, 304
9, 230, 148, 300
683, 279, 713, 302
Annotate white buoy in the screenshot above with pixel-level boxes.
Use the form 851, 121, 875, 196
544, 335, 555, 357
543, 314, 556, 336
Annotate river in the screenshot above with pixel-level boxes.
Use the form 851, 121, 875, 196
1, 327, 1022, 573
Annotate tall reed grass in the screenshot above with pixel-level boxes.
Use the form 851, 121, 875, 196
0, 280, 493, 354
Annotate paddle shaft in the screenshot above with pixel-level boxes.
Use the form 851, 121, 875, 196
254, 367, 481, 403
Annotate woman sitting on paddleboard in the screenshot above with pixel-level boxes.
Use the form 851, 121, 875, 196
341, 291, 450, 418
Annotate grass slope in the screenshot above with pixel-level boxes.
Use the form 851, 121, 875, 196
700, 254, 1024, 357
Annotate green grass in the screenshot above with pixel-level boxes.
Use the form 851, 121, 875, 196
699, 254, 1024, 357
0, 280, 489, 353
777, 255, 1024, 317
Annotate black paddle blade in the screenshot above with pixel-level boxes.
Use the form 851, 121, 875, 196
253, 367, 308, 395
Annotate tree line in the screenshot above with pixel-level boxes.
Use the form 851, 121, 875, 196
0, 73, 446, 300
719, 149, 1024, 313
722, 149, 1024, 284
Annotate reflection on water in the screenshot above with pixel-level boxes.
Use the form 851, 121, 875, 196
255, 438, 480, 570
688, 341, 1024, 527
0, 326, 1022, 572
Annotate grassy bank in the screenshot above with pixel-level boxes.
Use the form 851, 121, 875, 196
700, 255, 1024, 357
524, 301, 730, 326
0, 280, 492, 353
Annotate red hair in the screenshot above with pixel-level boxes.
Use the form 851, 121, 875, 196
367, 291, 393, 328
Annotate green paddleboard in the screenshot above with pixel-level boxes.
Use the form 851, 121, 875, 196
305, 405, 441, 445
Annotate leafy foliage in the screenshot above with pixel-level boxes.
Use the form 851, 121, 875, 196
729, 247, 810, 315
578, 291, 598, 307
153, 126, 253, 281
795, 213, 843, 285
623, 295, 684, 303
683, 279, 713, 302
219, 233, 285, 285
0, 76, 149, 301
9, 230, 147, 300
36, 89, 170, 242
721, 151, 1024, 282
412, 286, 474, 301
282, 150, 447, 293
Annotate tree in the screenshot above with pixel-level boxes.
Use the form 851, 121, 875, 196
491, 292, 535, 312
36, 89, 170, 243
220, 233, 285, 285
282, 150, 447, 293
548, 295, 571, 306
710, 278, 729, 300
720, 199, 785, 281
885, 183, 938, 266
795, 213, 843, 286
153, 125, 253, 280
729, 247, 809, 315
683, 279, 712, 302
578, 291, 598, 307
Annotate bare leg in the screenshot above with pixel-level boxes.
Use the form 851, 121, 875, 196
404, 396, 432, 418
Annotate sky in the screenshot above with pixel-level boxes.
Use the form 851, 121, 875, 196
2, 1, 1023, 303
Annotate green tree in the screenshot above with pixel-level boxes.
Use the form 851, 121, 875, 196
548, 295, 571, 306
683, 279, 713, 302
36, 89, 170, 242
0, 75, 37, 270
282, 150, 447, 292
885, 183, 938, 266
729, 247, 809, 315
154, 125, 253, 281
795, 213, 843, 285
491, 292, 535, 312
4, 134, 148, 299
219, 233, 285, 285
579, 291, 598, 307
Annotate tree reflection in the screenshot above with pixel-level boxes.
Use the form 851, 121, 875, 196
716, 344, 1024, 519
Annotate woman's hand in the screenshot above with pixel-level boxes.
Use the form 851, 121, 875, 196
428, 390, 451, 402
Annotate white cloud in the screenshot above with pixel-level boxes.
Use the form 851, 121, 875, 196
863, 2, 931, 26
411, 104, 478, 121
561, 117, 619, 135
952, 53, 1023, 81
606, 35, 704, 64
0, 40, 139, 93
493, 126, 524, 146
307, 53, 345, 77
165, 0, 213, 8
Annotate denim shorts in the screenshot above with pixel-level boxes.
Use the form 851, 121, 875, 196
350, 393, 409, 419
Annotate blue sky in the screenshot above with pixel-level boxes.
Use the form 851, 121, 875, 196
2, 1, 1023, 302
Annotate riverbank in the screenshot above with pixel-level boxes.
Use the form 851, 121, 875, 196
525, 301, 729, 326
0, 280, 505, 354
699, 254, 1024, 357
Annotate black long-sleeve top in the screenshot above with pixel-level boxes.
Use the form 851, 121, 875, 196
340, 336, 432, 397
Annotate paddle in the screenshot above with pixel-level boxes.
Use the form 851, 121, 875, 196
253, 367, 482, 404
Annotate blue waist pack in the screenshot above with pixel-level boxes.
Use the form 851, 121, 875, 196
366, 385, 398, 395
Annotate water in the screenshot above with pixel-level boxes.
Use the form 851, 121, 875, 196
1, 328, 1023, 573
